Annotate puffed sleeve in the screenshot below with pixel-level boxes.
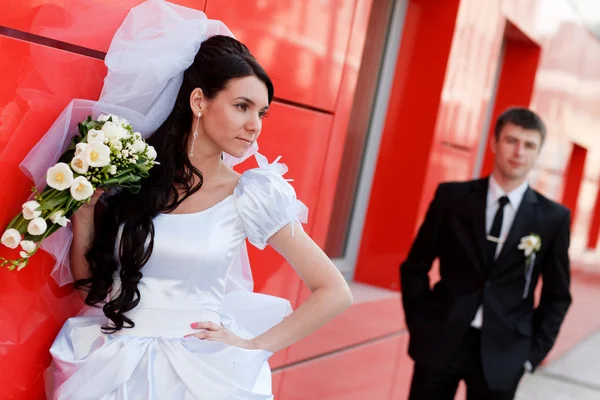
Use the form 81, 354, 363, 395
234, 153, 308, 249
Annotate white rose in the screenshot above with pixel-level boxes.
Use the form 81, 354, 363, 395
131, 140, 146, 153
75, 143, 87, 156
518, 235, 542, 257
109, 139, 123, 151
27, 217, 47, 236
46, 163, 74, 191
1, 229, 21, 249
119, 127, 131, 139
146, 146, 157, 160
83, 143, 111, 167
22, 200, 42, 220
102, 121, 130, 140
101, 121, 120, 139
118, 117, 130, 128
98, 114, 110, 122
86, 129, 105, 144
19, 240, 36, 258
133, 132, 142, 140
70, 176, 94, 201
49, 210, 70, 227
70, 156, 89, 174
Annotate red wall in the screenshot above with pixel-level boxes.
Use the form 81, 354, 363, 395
1, 0, 600, 399
0, 0, 373, 398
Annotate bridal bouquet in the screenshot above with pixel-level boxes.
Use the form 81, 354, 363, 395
1, 114, 157, 271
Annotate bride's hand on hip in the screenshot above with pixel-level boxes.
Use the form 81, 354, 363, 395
184, 322, 259, 350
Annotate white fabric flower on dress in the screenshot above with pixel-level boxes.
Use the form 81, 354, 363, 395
47, 163, 74, 191
1, 229, 21, 249
22, 200, 42, 220
70, 177, 94, 201
27, 217, 47, 236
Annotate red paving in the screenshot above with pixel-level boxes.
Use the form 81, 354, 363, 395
274, 266, 600, 399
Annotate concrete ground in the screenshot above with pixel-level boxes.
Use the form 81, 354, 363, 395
516, 329, 600, 400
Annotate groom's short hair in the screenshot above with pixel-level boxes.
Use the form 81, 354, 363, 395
494, 107, 546, 143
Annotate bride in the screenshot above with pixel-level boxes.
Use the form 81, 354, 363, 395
43, 1, 352, 399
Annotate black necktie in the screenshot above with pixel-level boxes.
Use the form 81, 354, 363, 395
487, 196, 509, 263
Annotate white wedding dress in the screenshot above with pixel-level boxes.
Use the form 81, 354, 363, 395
48, 155, 307, 400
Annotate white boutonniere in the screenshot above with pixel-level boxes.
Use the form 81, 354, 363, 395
518, 234, 541, 298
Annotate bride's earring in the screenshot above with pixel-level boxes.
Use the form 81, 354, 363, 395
189, 112, 201, 157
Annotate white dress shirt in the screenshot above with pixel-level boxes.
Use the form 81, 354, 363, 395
470, 176, 529, 328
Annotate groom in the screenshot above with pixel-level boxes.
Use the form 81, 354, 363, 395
400, 107, 572, 399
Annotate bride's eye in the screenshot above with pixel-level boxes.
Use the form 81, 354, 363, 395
235, 104, 248, 112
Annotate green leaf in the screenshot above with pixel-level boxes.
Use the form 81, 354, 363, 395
38, 193, 69, 210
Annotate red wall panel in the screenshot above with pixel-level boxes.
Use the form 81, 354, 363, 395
0, 0, 206, 53
204, 0, 356, 111
480, 23, 541, 177
588, 183, 600, 249
0, 36, 106, 399
353, 0, 462, 290
309, 0, 373, 248
561, 144, 588, 222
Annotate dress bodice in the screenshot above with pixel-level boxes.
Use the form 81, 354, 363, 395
110, 154, 308, 336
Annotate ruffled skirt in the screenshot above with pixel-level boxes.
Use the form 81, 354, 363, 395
47, 291, 292, 400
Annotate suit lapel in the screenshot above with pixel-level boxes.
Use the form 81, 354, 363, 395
494, 187, 539, 267
468, 178, 489, 273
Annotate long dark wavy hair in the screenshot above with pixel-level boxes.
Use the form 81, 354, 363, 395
74, 35, 274, 333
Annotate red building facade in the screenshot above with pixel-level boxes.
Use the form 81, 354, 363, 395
0, 0, 599, 398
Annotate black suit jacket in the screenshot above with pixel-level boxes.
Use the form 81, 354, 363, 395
400, 178, 572, 391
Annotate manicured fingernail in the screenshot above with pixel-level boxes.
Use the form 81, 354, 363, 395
191, 323, 198, 328
184, 335, 190, 338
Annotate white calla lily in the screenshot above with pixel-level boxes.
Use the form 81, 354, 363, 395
1, 229, 21, 249
20, 240, 36, 254
75, 143, 87, 156
70, 176, 94, 201
49, 210, 70, 227
71, 156, 89, 174
27, 217, 47, 236
46, 163, 74, 190
87, 129, 105, 144
22, 200, 42, 220
83, 143, 111, 167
